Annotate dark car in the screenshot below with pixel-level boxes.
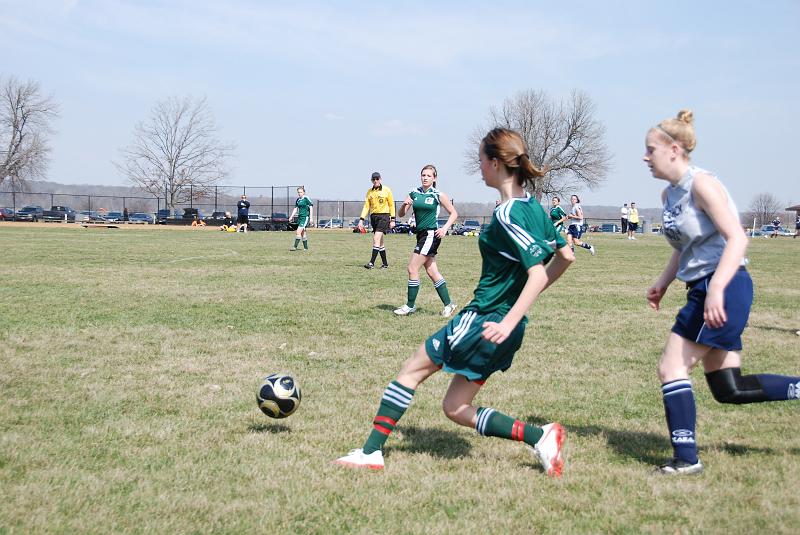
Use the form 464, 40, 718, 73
16, 205, 44, 222
128, 212, 154, 224
207, 211, 227, 220
105, 211, 124, 222
155, 209, 171, 224
269, 212, 290, 231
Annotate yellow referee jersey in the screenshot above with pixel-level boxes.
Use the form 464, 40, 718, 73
360, 185, 395, 219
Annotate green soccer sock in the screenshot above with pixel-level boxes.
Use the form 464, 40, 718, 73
363, 381, 415, 454
475, 407, 543, 446
433, 278, 451, 305
293, 238, 300, 249
302, 238, 308, 250
407, 280, 420, 308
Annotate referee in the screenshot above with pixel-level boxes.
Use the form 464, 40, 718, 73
358, 172, 395, 269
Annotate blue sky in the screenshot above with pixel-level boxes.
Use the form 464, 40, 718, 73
2, 1, 798, 208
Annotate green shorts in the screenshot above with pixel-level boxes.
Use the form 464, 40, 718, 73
425, 309, 527, 382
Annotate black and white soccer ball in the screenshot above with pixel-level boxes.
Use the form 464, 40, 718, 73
257, 373, 302, 418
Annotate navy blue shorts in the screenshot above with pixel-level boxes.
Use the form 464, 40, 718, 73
567, 224, 583, 239
671, 267, 752, 351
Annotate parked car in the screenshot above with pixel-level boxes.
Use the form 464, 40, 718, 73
319, 218, 343, 229
269, 212, 290, 231
760, 224, 793, 237
105, 211, 124, 222
207, 211, 227, 220
453, 218, 482, 235
76, 210, 106, 223
600, 223, 619, 233
0, 207, 14, 220
155, 209, 173, 224
42, 205, 76, 222
128, 212, 155, 224
15, 205, 44, 222
248, 213, 268, 221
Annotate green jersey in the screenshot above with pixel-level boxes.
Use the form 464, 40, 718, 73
549, 205, 567, 231
465, 196, 567, 315
295, 196, 313, 219
408, 186, 440, 230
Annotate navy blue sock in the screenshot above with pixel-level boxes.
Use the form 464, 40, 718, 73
662, 379, 698, 463
755, 374, 800, 401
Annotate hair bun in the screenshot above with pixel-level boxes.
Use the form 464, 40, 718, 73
676, 109, 694, 125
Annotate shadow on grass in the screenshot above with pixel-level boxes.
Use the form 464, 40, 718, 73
749, 323, 800, 335
248, 423, 292, 434
392, 425, 472, 459
525, 415, 794, 465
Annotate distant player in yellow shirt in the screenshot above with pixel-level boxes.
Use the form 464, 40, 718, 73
358, 172, 396, 269
627, 202, 639, 240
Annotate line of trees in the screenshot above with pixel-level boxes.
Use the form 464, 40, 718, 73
3, 75, 796, 216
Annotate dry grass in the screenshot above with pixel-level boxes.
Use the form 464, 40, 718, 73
1, 224, 798, 533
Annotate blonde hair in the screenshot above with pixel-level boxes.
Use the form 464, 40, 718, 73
655, 109, 696, 154
481, 128, 546, 188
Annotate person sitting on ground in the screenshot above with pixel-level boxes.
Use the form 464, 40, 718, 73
220, 212, 234, 231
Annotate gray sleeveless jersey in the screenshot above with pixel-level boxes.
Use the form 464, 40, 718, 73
569, 203, 584, 227
662, 166, 745, 282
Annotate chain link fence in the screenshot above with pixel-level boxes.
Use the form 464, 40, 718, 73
0, 184, 535, 229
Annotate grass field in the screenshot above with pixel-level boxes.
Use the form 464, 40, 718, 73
1, 223, 798, 534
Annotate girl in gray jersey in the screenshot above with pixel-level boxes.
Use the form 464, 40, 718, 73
644, 109, 799, 476
566, 195, 595, 255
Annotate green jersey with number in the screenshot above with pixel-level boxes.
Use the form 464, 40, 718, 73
465, 196, 567, 315
295, 196, 313, 219
408, 186, 441, 230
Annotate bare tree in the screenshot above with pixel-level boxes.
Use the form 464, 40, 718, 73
0, 76, 59, 189
115, 96, 235, 208
465, 90, 612, 200
747, 192, 782, 227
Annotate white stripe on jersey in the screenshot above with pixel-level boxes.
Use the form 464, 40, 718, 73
497, 200, 537, 251
498, 251, 520, 262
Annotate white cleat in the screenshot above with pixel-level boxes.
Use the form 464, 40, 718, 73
533, 422, 566, 477
333, 448, 384, 470
656, 458, 704, 475
589, 245, 596, 256
394, 304, 417, 316
441, 302, 458, 318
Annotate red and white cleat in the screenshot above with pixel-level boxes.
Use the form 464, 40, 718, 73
333, 448, 385, 470
533, 422, 566, 477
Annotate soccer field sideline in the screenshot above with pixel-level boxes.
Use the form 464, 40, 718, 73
0, 225, 798, 533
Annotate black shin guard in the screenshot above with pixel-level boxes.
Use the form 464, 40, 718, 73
705, 368, 769, 404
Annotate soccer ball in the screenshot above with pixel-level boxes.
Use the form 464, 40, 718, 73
257, 373, 302, 418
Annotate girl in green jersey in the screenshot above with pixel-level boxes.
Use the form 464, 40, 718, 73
393, 165, 459, 317
335, 128, 575, 475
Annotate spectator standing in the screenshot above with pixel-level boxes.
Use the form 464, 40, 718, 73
627, 202, 640, 240
794, 215, 799, 238
620, 203, 629, 235
358, 172, 395, 269
237, 195, 250, 232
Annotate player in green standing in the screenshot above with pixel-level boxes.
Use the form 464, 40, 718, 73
549, 196, 568, 233
393, 165, 459, 317
289, 186, 313, 251
335, 128, 575, 475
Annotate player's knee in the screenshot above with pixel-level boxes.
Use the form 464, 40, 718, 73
705, 368, 766, 404
441, 399, 468, 424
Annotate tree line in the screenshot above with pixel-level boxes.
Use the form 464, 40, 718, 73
1, 75, 792, 221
